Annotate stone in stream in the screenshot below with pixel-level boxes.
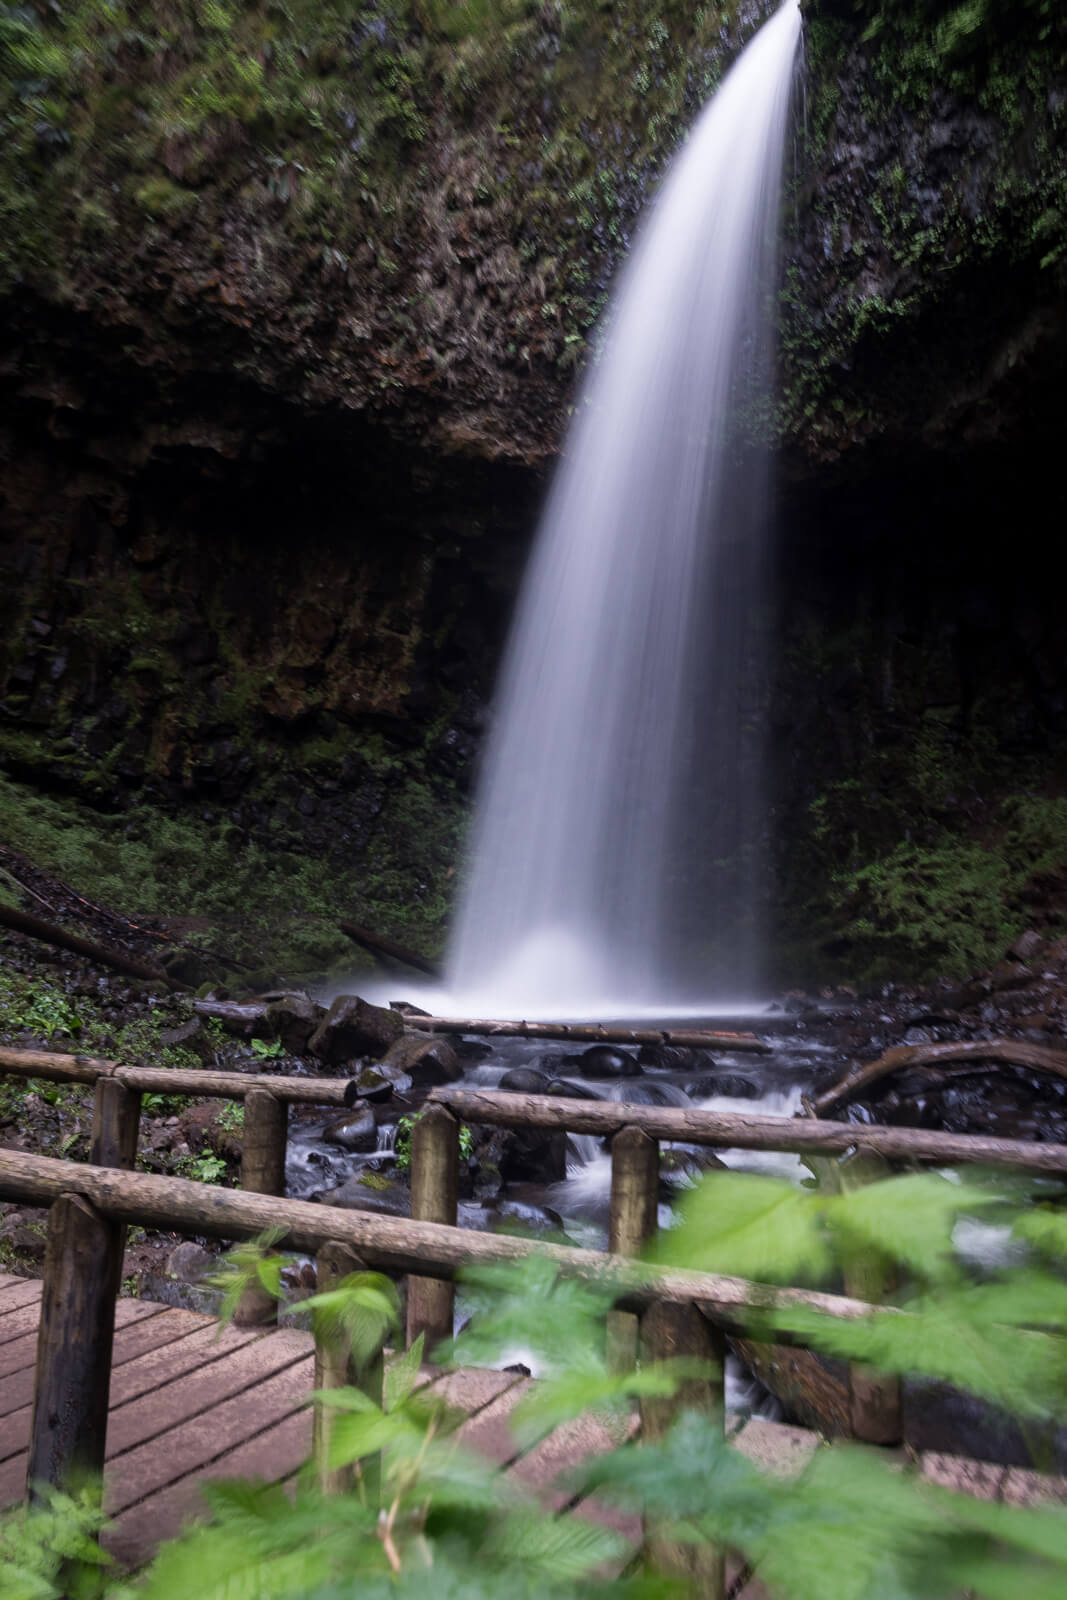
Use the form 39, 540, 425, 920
498, 1066, 552, 1094
342, 1064, 410, 1105
325, 1172, 410, 1216
637, 1043, 715, 1072
567, 1045, 642, 1078
687, 1073, 762, 1101
546, 1078, 610, 1101
379, 1033, 462, 1086
322, 1108, 378, 1152
308, 994, 404, 1063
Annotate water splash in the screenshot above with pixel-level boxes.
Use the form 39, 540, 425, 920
446, 1, 802, 1019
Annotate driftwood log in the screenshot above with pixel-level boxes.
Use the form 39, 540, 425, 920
0, 904, 180, 989
338, 920, 439, 977
811, 1039, 1067, 1118
405, 1015, 769, 1052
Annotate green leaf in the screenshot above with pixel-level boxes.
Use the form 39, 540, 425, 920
827, 1173, 1002, 1281
652, 1172, 833, 1283
1015, 1208, 1067, 1261
384, 1332, 425, 1412
301, 1273, 399, 1368
514, 1359, 711, 1447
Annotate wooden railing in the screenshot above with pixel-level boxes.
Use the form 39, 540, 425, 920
4, 1041, 1067, 1545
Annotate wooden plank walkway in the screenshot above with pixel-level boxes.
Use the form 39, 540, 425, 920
1, 1273, 1064, 1587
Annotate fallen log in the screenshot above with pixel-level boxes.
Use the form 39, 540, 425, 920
405, 1015, 770, 1052
810, 1039, 1067, 1118
0, 904, 182, 990
338, 920, 439, 977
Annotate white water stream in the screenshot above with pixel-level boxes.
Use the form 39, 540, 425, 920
444, 1, 803, 1020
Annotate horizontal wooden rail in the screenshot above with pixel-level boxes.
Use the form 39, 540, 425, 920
429, 1088, 1067, 1175
0, 1147, 877, 1336
0, 1047, 352, 1106
404, 1016, 771, 1052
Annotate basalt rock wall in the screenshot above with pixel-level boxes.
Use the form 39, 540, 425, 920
1, 0, 1065, 977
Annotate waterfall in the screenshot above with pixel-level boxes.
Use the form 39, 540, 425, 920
447, 1, 802, 1019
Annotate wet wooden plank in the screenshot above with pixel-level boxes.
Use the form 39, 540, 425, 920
0, 1301, 47, 1346
456, 1378, 532, 1465
732, 1417, 822, 1478
425, 1366, 523, 1418
0, 1278, 43, 1315
1, 1323, 307, 1468
104, 1408, 314, 1569
103, 1350, 315, 1515
108, 1317, 261, 1410
0, 1296, 167, 1393
510, 1410, 638, 1510
999, 1468, 1067, 1507
105, 1328, 314, 1459
920, 1451, 1006, 1501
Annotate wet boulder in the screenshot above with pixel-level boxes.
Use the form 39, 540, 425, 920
499, 1067, 552, 1094
379, 1033, 461, 1086
547, 1077, 610, 1101
322, 1108, 378, 1152
325, 1173, 410, 1216
706, 1073, 762, 1100
569, 1045, 642, 1078
266, 993, 323, 1053
343, 1065, 409, 1105
637, 1044, 715, 1072
308, 994, 404, 1064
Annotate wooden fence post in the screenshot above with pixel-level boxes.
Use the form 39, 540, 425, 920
607, 1125, 659, 1372
26, 1193, 122, 1503
406, 1105, 458, 1353
313, 1242, 386, 1503
90, 1077, 142, 1171
639, 1299, 726, 1597
236, 1088, 288, 1326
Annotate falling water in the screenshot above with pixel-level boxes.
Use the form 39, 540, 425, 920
447, 1, 802, 1019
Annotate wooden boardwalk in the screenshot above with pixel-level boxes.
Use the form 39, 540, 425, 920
2, 1273, 1064, 1584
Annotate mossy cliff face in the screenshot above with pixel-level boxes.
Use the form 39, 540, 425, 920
784, 0, 1066, 476
0, 0, 773, 464
1, 0, 1065, 981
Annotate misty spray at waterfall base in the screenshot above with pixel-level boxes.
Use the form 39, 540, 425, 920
445, 1, 803, 1021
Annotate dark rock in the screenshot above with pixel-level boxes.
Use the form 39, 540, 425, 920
379, 1033, 461, 1086
266, 993, 323, 1053
165, 1241, 215, 1282
499, 1067, 552, 1094
502, 1126, 568, 1186
322, 1108, 378, 1152
308, 994, 405, 1063
343, 1066, 405, 1105
705, 1074, 762, 1100
1008, 929, 1045, 965
157, 1018, 216, 1062
547, 1078, 610, 1101
637, 1044, 714, 1072
161, 948, 216, 987
990, 962, 1034, 993
453, 1038, 493, 1063
389, 1000, 432, 1016
325, 1173, 410, 1216
569, 1045, 642, 1079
